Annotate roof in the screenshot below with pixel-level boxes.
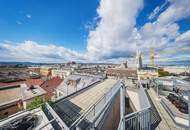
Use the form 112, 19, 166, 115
25, 79, 44, 87
0, 83, 47, 106
0, 81, 25, 88
106, 68, 137, 77
40, 77, 63, 97
0, 79, 44, 88
21, 84, 47, 101
0, 85, 21, 106
0, 82, 8, 86
56, 74, 100, 96
52, 79, 117, 126
67, 75, 81, 81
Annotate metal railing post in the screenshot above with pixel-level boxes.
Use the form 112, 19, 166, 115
120, 81, 126, 130
188, 91, 190, 130
93, 104, 96, 116
76, 126, 81, 130
148, 108, 151, 130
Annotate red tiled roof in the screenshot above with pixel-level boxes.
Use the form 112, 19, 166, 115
0, 82, 7, 86
25, 79, 44, 87
40, 77, 63, 97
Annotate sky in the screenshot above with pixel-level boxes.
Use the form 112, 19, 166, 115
0, 0, 190, 64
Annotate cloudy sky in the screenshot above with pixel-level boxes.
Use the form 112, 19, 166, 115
0, 0, 190, 64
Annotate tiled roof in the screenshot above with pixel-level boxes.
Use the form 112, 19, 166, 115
0, 82, 8, 86
40, 77, 63, 97
25, 79, 44, 87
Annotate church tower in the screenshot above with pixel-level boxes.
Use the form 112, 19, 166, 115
136, 49, 142, 69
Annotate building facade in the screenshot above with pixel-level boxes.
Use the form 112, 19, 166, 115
51, 68, 72, 79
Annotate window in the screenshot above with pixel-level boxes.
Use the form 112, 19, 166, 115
4, 112, 9, 116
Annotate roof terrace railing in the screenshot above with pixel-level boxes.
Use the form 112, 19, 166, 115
118, 80, 161, 130
70, 79, 121, 130
124, 107, 151, 130
117, 107, 161, 130
43, 102, 69, 130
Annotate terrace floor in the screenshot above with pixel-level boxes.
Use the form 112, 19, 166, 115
147, 88, 185, 130
125, 79, 151, 111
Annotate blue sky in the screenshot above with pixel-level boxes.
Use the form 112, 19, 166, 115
0, 0, 99, 52
0, 0, 190, 63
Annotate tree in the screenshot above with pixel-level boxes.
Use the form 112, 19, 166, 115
158, 69, 173, 77
27, 96, 44, 109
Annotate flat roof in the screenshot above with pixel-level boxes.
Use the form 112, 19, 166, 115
69, 79, 117, 110
0, 86, 21, 105
52, 79, 117, 126
0, 83, 46, 106
21, 84, 47, 101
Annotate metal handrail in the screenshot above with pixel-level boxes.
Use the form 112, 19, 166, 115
118, 80, 153, 130
44, 102, 69, 130
37, 118, 56, 130
125, 106, 151, 119
91, 82, 121, 124
70, 79, 121, 128
70, 94, 106, 128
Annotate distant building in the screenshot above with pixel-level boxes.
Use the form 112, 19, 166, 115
106, 68, 137, 78
28, 67, 40, 74
137, 67, 159, 80
0, 83, 46, 119
163, 66, 190, 75
25, 78, 44, 87
119, 61, 128, 68
56, 74, 100, 98
66, 75, 81, 86
135, 49, 159, 80
51, 68, 72, 79
40, 67, 52, 77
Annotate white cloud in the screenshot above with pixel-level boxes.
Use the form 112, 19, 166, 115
0, 41, 84, 63
176, 30, 190, 42
26, 14, 32, 19
148, 0, 168, 20
157, 0, 190, 25
86, 0, 144, 61
85, 0, 190, 63
1, 0, 190, 64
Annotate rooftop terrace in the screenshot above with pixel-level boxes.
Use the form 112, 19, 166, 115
52, 79, 117, 126
125, 79, 151, 111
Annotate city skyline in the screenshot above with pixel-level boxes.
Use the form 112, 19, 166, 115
0, 0, 190, 64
